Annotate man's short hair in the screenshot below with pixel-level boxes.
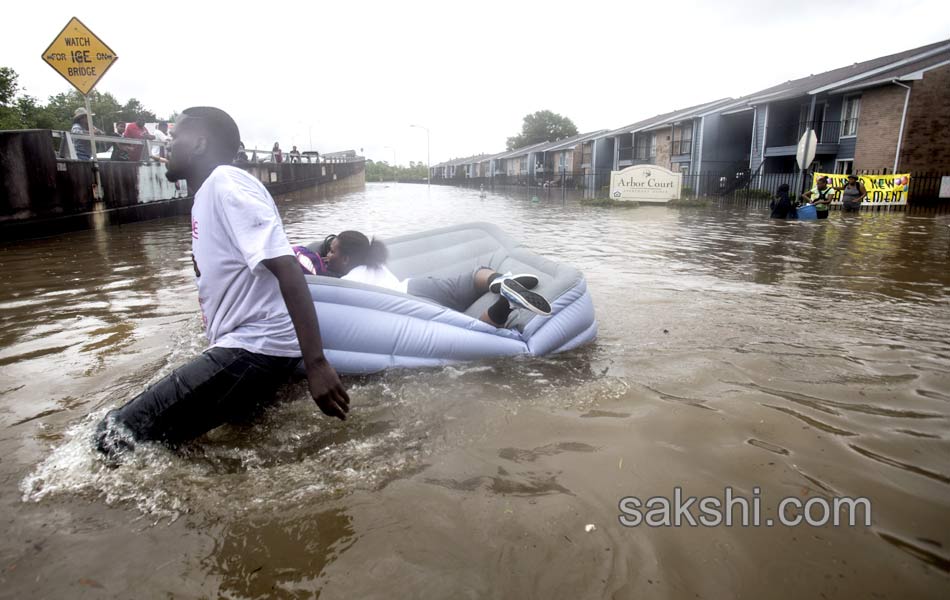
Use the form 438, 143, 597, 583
181, 107, 241, 162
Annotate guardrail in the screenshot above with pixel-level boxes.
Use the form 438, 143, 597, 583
49, 130, 363, 164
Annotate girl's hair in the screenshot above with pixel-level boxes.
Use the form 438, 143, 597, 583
336, 230, 388, 268
777, 183, 790, 196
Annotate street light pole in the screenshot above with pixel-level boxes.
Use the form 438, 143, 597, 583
410, 124, 430, 189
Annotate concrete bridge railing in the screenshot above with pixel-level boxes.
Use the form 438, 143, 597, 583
0, 129, 365, 239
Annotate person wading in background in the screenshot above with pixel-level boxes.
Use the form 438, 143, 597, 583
802, 176, 834, 220
834, 174, 867, 213
770, 183, 795, 219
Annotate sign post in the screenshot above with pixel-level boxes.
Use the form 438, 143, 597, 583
41, 17, 118, 200
795, 129, 817, 197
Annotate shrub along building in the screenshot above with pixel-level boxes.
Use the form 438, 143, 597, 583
430, 39, 950, 193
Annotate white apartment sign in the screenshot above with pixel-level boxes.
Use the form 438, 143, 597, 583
610, 164, 682, 203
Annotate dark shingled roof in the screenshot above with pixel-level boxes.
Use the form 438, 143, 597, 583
431, 39, 949, 166
741, 39, 950, 104
604, 98, 733, 137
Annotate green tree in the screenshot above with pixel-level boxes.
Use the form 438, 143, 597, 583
0, 67, 16, 105
118, 97, 156, 124
506, 110, 578, 150
0, 67, 21, 129
366, 159, 428, 182
43, 90, 143, 133
0, 66, 163, 133
16, 95, 58, 129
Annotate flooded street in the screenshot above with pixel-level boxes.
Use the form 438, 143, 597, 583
2, 182, 949, 598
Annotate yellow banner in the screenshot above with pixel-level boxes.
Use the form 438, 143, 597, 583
812, 173, 910, 205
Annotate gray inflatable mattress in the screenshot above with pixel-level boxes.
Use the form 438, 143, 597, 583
303, 222, 597, 374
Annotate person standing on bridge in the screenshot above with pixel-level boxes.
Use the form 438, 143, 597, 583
149, 121, 171, 161
69, 107, 103, 161
95, 106, 349, 458
272, 142, 283, 163
122, 117, 154, 162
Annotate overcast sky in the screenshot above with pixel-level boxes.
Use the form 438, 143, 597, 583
3, 0, 947, 165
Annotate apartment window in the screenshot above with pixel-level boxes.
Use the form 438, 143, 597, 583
842, 96, 860, 137
673, 125, 692, 155
635, 133, 656, 160
835, 159, 854, 174
634, 134, 645, 159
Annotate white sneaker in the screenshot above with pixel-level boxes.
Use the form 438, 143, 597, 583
489, 272, 540, 294
499, 278, 551, 316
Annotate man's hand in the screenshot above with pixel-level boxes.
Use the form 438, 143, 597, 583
307, 357, 349, 420
263, 254, 351, 422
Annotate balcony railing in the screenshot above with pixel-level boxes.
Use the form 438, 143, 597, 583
48, 130, 361, 164
633, 148, 656, 160
799, 120, 842, 144
618, 147, 633, 161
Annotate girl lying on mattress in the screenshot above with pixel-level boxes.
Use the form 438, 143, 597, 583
293, 231, 551, 328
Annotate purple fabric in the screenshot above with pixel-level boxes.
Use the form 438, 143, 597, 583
292, 246, 327, 275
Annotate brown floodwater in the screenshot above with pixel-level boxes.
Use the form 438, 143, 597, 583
1, 183, 949, 598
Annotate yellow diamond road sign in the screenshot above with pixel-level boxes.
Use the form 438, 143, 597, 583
41, 17, 118, 96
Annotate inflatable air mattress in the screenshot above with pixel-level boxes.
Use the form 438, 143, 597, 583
303, 222, 597, 374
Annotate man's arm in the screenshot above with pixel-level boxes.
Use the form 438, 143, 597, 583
263, 255, 350, 420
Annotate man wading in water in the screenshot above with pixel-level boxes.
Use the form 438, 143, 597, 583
95, 107, 349, 457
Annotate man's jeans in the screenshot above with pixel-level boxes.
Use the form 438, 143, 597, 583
95, 347, 300, 455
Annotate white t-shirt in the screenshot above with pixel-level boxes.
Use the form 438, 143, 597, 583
149, 128, 169, 158
191, 165, 300, 356
342, 264, 409, 293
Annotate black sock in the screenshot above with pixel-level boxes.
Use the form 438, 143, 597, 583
487, 297, 513, 325
486, 272, 503, 287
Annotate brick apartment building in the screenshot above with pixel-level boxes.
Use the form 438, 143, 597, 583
853, 59, 950, 173
430, 39, 950, 183
744, 39, 950, 176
